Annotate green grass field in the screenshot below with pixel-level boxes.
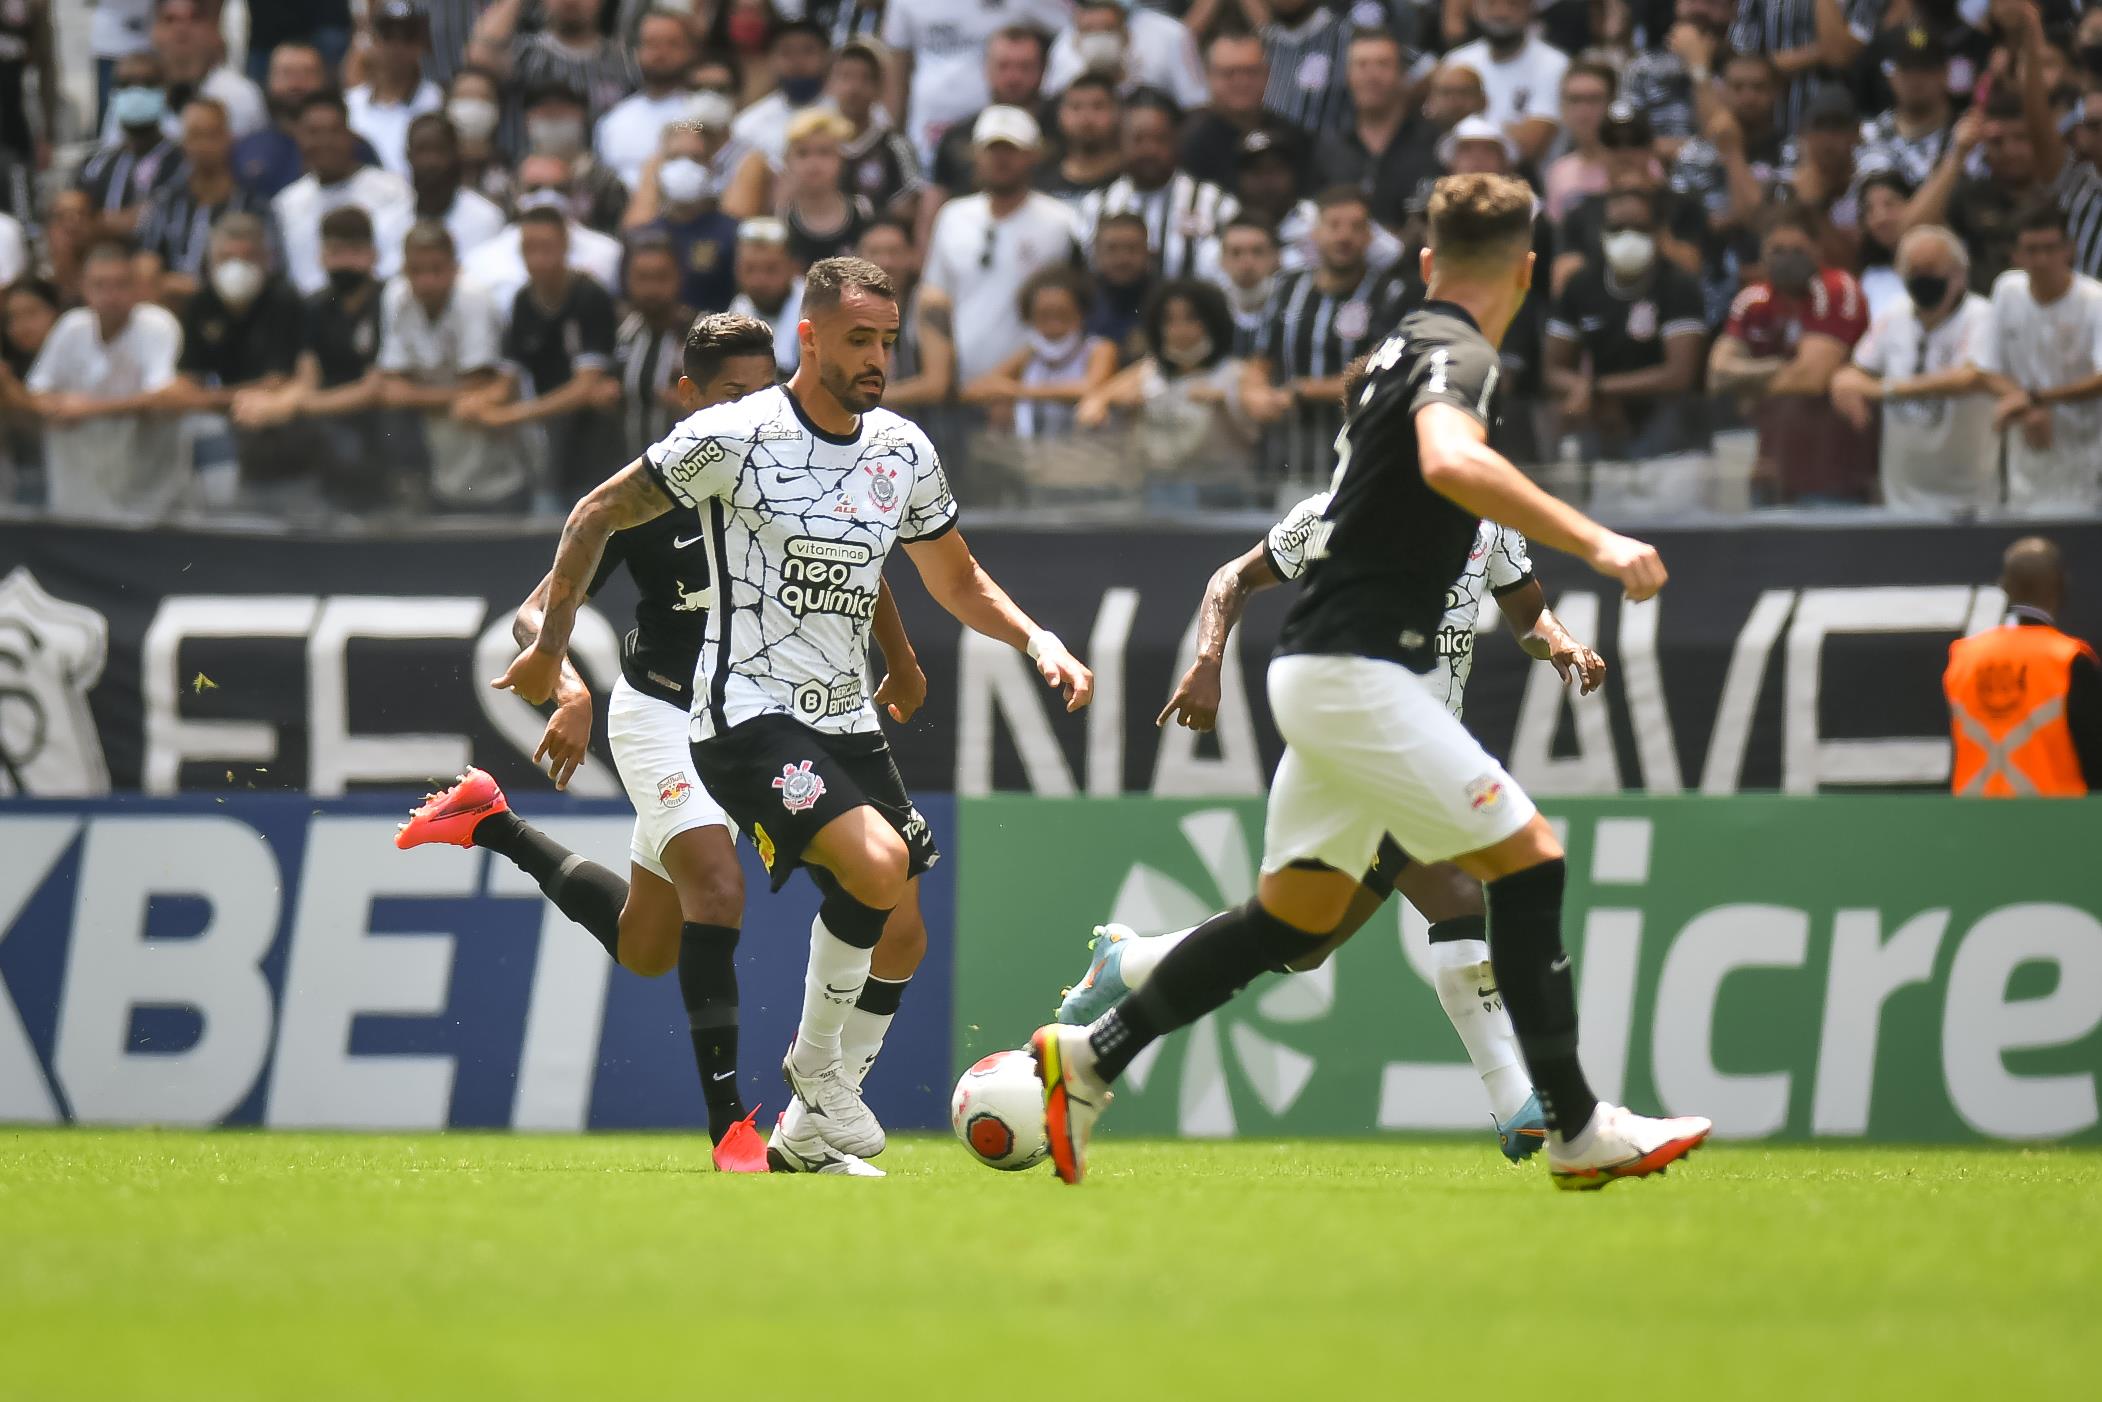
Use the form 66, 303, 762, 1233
2, 1131, 2096, 1400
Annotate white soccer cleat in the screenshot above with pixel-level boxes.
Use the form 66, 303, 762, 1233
781, 1040, 887, 1158
1032, 1023, 1112, 1186
765, 1108, 885, 1177
1547, 1103, 1712, 1191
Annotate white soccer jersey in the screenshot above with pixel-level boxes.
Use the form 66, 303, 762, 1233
644, 386, 958, 739
1265, 492, 1532, 718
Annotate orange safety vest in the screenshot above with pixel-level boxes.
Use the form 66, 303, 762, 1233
1944, 622, 2095, 797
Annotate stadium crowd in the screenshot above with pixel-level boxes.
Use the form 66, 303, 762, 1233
3, 0, 2102, 522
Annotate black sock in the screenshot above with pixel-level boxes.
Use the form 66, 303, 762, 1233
1087, 902, 1326, 1083
1427, 914, 1487, 944
678, 922, 746, 1142
475, 810, 626, 961
1484, 859, 1598, 1137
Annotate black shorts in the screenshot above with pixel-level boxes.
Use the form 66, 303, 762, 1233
1358, 834, 1413, 899
692, 713, 941, 892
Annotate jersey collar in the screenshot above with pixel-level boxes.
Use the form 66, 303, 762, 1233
1419, 299, 1481, 332
781, 384, 863, 447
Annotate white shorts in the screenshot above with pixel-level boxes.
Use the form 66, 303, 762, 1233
607, 674, 732, 882
1261, 653, 1538, 874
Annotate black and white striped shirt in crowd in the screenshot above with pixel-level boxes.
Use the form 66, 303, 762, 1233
1260, 8, 1356, 134
615, 307, 693, 462
1727, 0, 1880, 135
1853, 111, 1952, 192
136, 180, 279, 276
1079, 173, 1239, 280
500, 32, 639, 160
1254, 265, 1388, 480
420, 0, 494, 88
2052, 157, 2102, 281
77, 139, 184, 216
825, 0, 888, 46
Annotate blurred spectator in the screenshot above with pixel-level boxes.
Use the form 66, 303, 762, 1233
925, 25, 1052, 205
0, 145, 33, 240
613, 233, 695, 459
637, 96, 751, 224
1790, 87, 1863, 264
0, 0, 54, 170
377, 220, 523, 510
525, 84, 629, 232
45, 192, 96, 302
856, 217, 957, 412
406, 113, 508, 270
1445, 0, 1568, 166
1727, 0, 1874, 136
1708, 205, 1876, 505
1081, 91, 1237, 281
348, 3, 445, 182
465, 207, 619, 499
1180, 32, 1283, 193
778, 110, 877, 265
1916, 95, 2036, 294
91, 0, 155, 132
731, 19, 833, 165
0, 277, 60, 503
1044, 0, 1207, 113
828, 40, 923, 218
26, 238, 187, 521
1857, 26, 1957, 191
1084, 211, 1154, 360
1546, 188, 1710, 510
1258, 0, 1358, 135
78, 52, 185, 234
1558, 106, 1710, 293
461, 159, 623, 314
276, 93, 417, 296
635, 122, 740, 312
1038, 74, 1124, 206
469, 0, 639, 159
963, 265, 1116, 435
1856, 171, 1912, 320
243, 0, 352, 88
138, 97, 279, 303
445, 65, 517, 211
1973, 203, 2102, 512
170, 212, 307, 504
1830, 224, 1997, 514
1244, 186, 1386, 481
1620, 0, 1730, 159
597, 9, 700, 190
885, 1, 1064, 167
1543, 62, 1617, 224
423, 0, 496, 89
1078, 277, 1256, 492
237, 43, 381, 199
120, 1, 267, 143
923, 106, 1084, 382
727, 217, 805, 375
1671, 50, 1788, 247
1240, 127, 1401, 279
1311, 29, 1440, 231
1216, 215, 1280, 355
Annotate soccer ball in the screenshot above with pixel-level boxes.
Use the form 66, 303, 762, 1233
950, 1050, 1049, 1171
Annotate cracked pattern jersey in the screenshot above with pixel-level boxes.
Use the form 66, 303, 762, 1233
643, 385, 958, 739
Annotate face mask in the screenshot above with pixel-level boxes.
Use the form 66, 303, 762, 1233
1076, 31, 1126, 71
447, 97, 499, 142
688, 89, 736, 130
1905, 272, 1952, 311
1162, 333, 1214, 369
779, 74, 825, 106
1027, 329, 1083, 362
211, 258, 264, 308
111, 85, 167, 131
327, 267, 370, 295
1601, 229, 1656, 280
527, 116, 586, 157
1767, 248, 1816, 295
659, 157, 712, 206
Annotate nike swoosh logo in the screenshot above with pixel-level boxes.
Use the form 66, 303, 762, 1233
710, 1070, 736, 1082
1476, 986, 1497, 999
673, 533, 705, 549
824, 982, 859, 996
1550, 954, 1571, 973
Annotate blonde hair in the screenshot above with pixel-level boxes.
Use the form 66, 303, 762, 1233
784, 108, 852, 151
1426, 173, 1534, 269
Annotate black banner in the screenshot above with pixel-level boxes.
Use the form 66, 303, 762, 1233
4, 516, 2096, 796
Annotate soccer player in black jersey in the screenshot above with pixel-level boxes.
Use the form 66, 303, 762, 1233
1033, 174, 1713, 1189
396, 313, 930, 1174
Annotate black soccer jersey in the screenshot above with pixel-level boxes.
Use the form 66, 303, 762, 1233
588, 507, 713, 709
1276, 301, 1500, 672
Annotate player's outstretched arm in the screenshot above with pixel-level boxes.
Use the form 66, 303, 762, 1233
1159, 543, 1281, 731
1416, 402, 1666, 601
870, 581, 927, 724
902, 529, 1094, 712
510, 572, 595, 789
493, 460, 671, 706
1495, 579, 1607, 694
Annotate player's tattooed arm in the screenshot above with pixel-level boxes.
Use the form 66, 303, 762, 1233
1497, 580, 1607, 695
510, 572, 596, 788
1159, 542, 1281, 731
870, 582, 927, 724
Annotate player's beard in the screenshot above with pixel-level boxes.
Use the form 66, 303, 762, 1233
821, 358, 885, 414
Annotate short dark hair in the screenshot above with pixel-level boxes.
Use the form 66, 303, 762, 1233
2016, 199, 2070, 239
1097, 210, 1150, 242
519, 205, 568, 235
1123, 86, 1183, 127
1346, 27, 1403, 58
834, 43, 883, 80
407, 110, 456, 149
1426, 173, 1533, 266
1340, 352, 1374, 420
1315, 183, 1372, 214
524, 83, 587, 111
625, 230, 680, 264
1565, 59, 1617, 96
319, 205, 374, 246
1221, 214, 1279, 246
1142, 278, 1234, 372
1063, 71, 1119, 103
4, 275, 63, 314
1759, 202, 1820, 243
990, 24, 1051, 60
684, 311, 778, 384
180, 94, 230, 126
771, 17, 829, 48
84, 235, 138, 267
298, 90, 350, 122
858, 215, 914, 248
402, 220, 456, 260
802, 255, 895, 314
1017, 264, 1092, 321
449, 62, 504, 95
1720, 49, 1776, 81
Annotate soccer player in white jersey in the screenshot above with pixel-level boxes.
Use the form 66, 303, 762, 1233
497, 256, 1093, 1177
1032, 174, 1710, 1189
1056, 356, 1609, 1161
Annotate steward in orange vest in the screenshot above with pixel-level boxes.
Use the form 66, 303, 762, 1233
1944, 539, 2100, 797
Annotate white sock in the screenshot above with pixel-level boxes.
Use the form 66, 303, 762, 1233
789, 911, 872, 1076
1115, 925, 1195, 991
843, 976, 909, 1087
1430, 937, 1534, 1122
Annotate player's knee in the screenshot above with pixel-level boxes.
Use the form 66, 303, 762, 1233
684, 861, 744, 926
615, 913, 681, 978
838, 828, 909, 909
875, 905, 927, 971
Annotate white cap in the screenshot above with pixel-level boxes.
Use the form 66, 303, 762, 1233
737, 216, 789, 246
972, 105, 1042, 150
1437, 115, 1519, 170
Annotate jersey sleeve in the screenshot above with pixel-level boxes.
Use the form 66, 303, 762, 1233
898, 432, 959, 543
1263, 492, 1331, 581
1722, 284, 1767, 343
1659, 269, 1707, 341
1804, 272, 1868, 345
1486, 527, 1534, 595
644, 404, 755, 507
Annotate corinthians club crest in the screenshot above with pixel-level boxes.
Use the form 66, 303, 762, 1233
772, 760, 826, 813
865, 460, 900, 512
0, 566, 112, 796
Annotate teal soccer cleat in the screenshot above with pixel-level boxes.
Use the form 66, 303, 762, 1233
1055, 924, 1135, 1025
1495, 1092, 1549, 1162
